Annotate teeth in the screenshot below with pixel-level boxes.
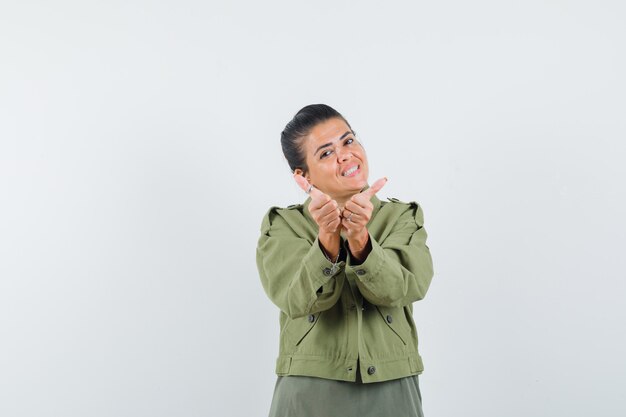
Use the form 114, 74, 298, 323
342, 165, 358, 176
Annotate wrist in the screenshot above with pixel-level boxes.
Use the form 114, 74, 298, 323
348, 230, 371, 263
319, 231, 340, 259
349, 230, 369, 253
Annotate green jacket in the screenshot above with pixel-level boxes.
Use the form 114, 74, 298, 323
256, 191, 434, 383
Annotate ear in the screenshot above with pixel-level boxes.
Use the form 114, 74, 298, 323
294, 168, 310, 182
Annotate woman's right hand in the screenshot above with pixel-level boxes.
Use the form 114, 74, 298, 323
293, 174, 341, 235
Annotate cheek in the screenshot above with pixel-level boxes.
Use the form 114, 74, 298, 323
310, 163, 334, 182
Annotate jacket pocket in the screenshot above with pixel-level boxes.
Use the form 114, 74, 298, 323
285, 312, 322, 347
375, 306, 408, 345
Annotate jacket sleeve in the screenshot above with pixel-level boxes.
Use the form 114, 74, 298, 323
256, 207, 345, 319
346, 202, 434, 307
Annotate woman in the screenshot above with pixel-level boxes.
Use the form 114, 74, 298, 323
256, 104, 434, 416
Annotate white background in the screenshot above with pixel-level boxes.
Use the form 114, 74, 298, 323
1, 1, 625, 416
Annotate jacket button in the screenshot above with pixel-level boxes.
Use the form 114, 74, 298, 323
308, 314, 315, 323
323, 267, 332, 276
355, 269, 366, 276
386, 314, 393, 323
367, 366, 376, 375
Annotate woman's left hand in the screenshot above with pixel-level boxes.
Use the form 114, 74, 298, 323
341, 177, 387, 252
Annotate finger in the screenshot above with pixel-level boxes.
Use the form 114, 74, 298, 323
319, 202, 340, 222
341, 217, 356, 232
293, 174, 325, 201
349, 193, 370, 209
341, 207, 358, 222
327, 217, 341, 231
309, 193, 331, 213
344, 199, 368, 214
343, 211, 365, 228
342, 212, 358, 225
362, 177, 388, 198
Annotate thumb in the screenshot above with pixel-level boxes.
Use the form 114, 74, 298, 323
293, 173, 324, 200
362, 177, 388, 198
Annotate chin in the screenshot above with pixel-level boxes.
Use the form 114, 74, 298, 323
349, 181, 368, 194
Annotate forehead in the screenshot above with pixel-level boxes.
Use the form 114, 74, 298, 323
305, 118, 352, 148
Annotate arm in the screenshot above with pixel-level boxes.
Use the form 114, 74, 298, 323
345, 202, 434, 307
345, 230, 372, 265
256, 207, 345, 319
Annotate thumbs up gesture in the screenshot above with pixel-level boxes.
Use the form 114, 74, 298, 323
293, 174, 342, 235
340, 177, 387, 240
293, 173, 388, 262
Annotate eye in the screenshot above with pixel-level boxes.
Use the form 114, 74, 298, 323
320, 149, 333, 159
345, 138, 354, 145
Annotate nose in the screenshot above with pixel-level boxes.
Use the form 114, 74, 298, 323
337, 146, 352, 162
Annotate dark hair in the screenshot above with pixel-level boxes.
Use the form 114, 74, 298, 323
280, 104, 354, 174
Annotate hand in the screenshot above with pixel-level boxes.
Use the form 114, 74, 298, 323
293, 174, 342, 235
341, 177, 388, 246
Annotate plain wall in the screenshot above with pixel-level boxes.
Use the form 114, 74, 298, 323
1, 1, 625, 416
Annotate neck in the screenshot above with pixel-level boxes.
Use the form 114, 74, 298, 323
334, 195, 352, 210
332, 184, 369, 209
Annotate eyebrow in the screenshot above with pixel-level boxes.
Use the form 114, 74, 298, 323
313, 131, 353, 156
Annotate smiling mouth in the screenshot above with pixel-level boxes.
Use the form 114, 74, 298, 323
341, 165, 360, 177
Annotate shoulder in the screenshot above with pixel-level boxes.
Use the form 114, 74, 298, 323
380, 196, 426, 227
262, 202, 304, 218
259, 203, 305, 233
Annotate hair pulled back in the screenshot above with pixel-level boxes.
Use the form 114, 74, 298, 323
280, 104, 354, 174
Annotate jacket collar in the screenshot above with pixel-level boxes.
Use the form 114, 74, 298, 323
303, 183, 381, 226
